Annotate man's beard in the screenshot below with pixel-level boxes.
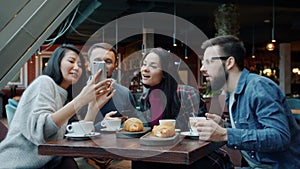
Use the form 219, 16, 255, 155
210, 77, 225, 91
210, 65, 228, 92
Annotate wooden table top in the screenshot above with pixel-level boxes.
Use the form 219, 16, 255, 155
291, 109, 300, 115
38, 133, 225, 165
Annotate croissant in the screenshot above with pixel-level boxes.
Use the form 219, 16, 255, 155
123, 118, 144, 132
152, 122, 175, 138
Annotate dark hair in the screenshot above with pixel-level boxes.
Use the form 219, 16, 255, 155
43, 44, 87, 100
201, 35, 246, 70
87, 42, 117, 64
142, 48, 182, 119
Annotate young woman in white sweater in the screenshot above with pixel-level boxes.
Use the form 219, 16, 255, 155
0, 44, 115, 169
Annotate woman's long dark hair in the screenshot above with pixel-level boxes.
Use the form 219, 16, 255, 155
142, 48, 182, 119
43, 44, 87, 101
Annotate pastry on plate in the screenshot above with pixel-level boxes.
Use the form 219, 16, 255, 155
152, 121, 175, 138
123, 118, 144, 132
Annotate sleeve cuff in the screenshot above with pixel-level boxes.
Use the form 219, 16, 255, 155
226, 128, 242, 150
43, 115, 60, 138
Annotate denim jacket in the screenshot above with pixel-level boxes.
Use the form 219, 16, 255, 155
226, 69, 300, 169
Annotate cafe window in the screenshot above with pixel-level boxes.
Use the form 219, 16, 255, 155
36, 52, 51, 76
5, 63, 28, 88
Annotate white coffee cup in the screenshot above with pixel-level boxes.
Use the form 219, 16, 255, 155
189, 117, 206, 134
101, 119, 121, 131
66, 121, 94, 135
159, 119, 176, 126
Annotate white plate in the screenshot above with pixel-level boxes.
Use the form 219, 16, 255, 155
180, 131, 199, 136
100, 128, 122, 132
65, 132, 101, 138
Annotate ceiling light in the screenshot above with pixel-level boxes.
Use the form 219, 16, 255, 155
266, 0, 276, 51
292, 68, 299, 74
115, 18, 118, 54
251, 25, 256, 57
173, 3, 177, 47
263, 68, 272, 76
173, 35, 177, 46
266, 42, 275, 51
184, 30, 188, 59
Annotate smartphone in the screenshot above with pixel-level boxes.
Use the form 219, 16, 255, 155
92, 61, 106, 82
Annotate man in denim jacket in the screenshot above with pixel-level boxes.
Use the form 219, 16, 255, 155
198, 35, 300, 169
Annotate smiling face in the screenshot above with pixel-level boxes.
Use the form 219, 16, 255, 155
140, 52, 163, 87
88, 47, 116, 78
60, 50, 83, 89
200, 45, 227, 91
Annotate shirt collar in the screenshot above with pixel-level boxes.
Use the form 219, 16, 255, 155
235, 68, 250, 95
226, 68, 249, 103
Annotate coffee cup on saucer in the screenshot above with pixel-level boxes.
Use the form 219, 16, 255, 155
159, 119, 181, 132
189, 117, 206, 135
66, 121, 94, 135
159, 119, 176, 126
101, 118, 121, 131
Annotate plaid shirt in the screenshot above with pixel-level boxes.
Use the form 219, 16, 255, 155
176, 84, 200, 117
139, 84, 200, 130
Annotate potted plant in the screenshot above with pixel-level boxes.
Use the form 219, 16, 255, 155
214, 3, 240, 37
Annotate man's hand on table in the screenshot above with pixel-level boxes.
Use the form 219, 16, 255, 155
195, 113, 228, 142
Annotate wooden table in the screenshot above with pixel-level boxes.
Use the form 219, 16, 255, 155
38, 133, 225, 165
291, 109, 300, 126
291, 109, 300, 115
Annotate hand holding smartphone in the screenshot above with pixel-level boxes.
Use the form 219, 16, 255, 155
92, 61, 106, 82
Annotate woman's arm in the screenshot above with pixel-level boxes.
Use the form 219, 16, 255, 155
84, 84, 116, 121
51, 70, 113, 127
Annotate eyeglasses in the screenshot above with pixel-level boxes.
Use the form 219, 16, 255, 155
201, 56, 231, 66
211, 56, 231, 60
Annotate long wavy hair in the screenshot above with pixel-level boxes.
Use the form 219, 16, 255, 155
43, 44, 87, 102
141, 48, 183, 119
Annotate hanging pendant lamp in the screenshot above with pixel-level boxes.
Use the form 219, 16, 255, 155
252, 25, 255, 58
266, 0, 276, 51
173, 3, 177, 47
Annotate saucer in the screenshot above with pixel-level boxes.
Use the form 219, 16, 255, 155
100, 128, 122, 132
175, 129, 181, 132
65, 132, 100, 140
180, 131, 199, 140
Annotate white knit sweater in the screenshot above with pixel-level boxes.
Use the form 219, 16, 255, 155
0, 75, 68, 169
